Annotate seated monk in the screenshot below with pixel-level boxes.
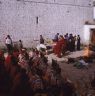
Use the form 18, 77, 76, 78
0, 50, 6, 76
18, 49, 29, 70
5, 53, 13, 73
53, 35, 65, 58
5, 52, 19, 79
13, 49, 19, 59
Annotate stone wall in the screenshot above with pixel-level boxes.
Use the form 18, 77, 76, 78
0, 0, 93, 47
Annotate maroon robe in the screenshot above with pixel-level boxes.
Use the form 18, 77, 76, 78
54, 38, 65, 57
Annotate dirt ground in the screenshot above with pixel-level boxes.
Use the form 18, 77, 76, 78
59, 60, 95, 84
47, 50, 95, 80
47, 50, 95, 95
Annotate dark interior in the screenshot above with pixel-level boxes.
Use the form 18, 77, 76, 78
90, 29, 95, 51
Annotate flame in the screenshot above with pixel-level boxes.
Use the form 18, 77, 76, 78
84, 47, 90, 57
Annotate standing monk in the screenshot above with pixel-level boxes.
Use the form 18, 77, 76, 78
18, 40, 23, 51
54, 33, 59, 42
40, 35, 44, 44
77, 35, 81, 50
56, 35, 65, 58
5, 35, 13, 53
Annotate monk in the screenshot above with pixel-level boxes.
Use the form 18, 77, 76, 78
54, 35, 65, 58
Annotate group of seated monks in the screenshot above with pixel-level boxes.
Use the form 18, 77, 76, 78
0, 48, 77, 96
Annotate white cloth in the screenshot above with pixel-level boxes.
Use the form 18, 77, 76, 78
36, 44, 46, 51
79, 60, 88, 66
5, 38, 11, 44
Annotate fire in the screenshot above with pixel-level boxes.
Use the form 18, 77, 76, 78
84, 47, 90, 57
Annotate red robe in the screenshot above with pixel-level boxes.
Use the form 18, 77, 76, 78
13, 51, 19, 58
54, 38, 65, 57
5, 55, 12, 72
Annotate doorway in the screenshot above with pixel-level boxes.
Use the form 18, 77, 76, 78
90, 29, 95, 45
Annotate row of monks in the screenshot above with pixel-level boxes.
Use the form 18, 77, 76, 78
0, 46, 77, 96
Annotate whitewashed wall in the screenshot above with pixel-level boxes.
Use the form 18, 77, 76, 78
84, 25, 95, 44
0, 0, 93, 47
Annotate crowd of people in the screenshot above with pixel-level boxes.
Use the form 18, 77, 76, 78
5, 33, 81, 57
0, 34, 95, 96
0, 46, 77, 96
53, 33, 81, 58
0, 34, 80, 96
39, 33, 81, 58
